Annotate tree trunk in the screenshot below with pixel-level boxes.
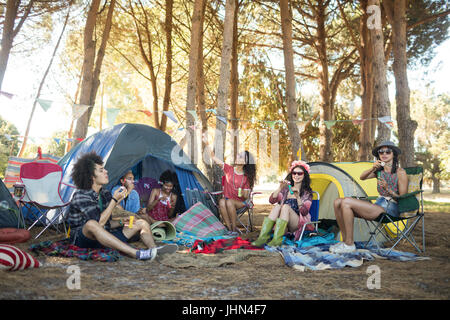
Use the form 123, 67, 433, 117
160, 0, 173, 132
358, 0, 375, 161
368, 0, 391, 146
18, 2, 72, 157
213, 0, 236, 189
315, 1, 333, 162
230, 1, 239, 164
280, 0, 301, 163
73, 0, 116, 147
0, 0, 34, 91
185, 0, 205, 164
387, 0, 417, 167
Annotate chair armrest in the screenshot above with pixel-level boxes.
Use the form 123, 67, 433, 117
251, 192, 262, 195
203, 191, 223, 195
397, 190, 422, 200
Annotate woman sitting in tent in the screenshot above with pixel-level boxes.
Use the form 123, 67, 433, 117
331, 141, 408, 254
252, 160, 314, 247
139, 170, 178, 224
111, 171, 140, 213
203, 135, 256, 236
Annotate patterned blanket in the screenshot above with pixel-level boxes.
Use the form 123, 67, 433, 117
265, 242, 430, 271
191, 237, 264, 254
30, 239, 122, 262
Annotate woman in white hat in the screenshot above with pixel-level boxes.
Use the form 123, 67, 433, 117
330, 141, 408, 253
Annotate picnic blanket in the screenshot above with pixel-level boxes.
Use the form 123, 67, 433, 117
266, 242, 430, 272
161, 230, 235, 248
30, 239, 122, 262
191, 237, 264, 254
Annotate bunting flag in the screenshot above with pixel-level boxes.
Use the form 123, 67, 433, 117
217, 115, 227, 124
324, 120, 337, 129
137, 109, 152, 118
163, 111, 178, 124
0, 90, 14, 99
206, 109, 217, 115
352, 119, 365, 125
53, 138, 61, 145
266, 121, 276, 129
72, 103, 90, 120
4, 134, 12, 141
378, 116, 394, 130
187, 110, 198, 122
36, 99, 53, 112
106, 108, 120, 127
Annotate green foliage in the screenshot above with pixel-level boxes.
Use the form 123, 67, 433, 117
0, 116, 20, 179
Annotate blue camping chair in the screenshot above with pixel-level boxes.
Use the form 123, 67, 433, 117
297, 191, 320, 241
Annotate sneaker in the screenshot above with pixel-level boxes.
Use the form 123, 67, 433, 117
333, 243, 356, 254
329, 242, 344, 253
136, 248, 157, 261
156, 244, 178, 255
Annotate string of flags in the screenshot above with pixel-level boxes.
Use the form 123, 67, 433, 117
1, 89, 395, 133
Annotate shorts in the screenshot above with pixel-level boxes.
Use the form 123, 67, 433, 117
73, 226, 139, 249
375, 196, 399, 217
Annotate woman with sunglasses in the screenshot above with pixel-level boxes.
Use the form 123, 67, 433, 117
330, 141, 408, 254
252, 160, 314, 247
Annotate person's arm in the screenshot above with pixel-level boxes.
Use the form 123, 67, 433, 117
269, 180, 289, 204
168, 194, 177, 218
146, 188, 160, 211
360, 160, 382, 180
202, 134, 224, 167
98, 188, 126, 227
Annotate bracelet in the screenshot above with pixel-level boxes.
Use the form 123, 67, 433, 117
112, 197, 118, 203
118, 219, 123, 227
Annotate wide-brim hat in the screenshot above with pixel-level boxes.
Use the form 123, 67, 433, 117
372, 141, 401, 157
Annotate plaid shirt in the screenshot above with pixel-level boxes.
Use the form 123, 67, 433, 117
67, 188, 113, 232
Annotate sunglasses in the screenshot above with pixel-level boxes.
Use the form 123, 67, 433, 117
378, 149, 392, 155
292, 171, 304, 176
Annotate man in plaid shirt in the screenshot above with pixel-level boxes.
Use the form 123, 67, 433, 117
67, 152, 176, 260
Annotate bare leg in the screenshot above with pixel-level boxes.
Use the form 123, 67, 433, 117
268, 204, 282, 221
122, 219, 156, 249
219, 198, 231, 230
82, 220, 138, 258
226, 199, 245, 232
279, 204, 299, 232
333, 198, 347, 241
340, 197, 385, 245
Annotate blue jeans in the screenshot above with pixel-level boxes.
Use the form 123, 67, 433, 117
375, 196, 399, 217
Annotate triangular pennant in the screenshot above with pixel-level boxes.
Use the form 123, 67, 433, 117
163, 111, 178, 124
352, 119, 365, 125
384, 121, 394, 130
187, 110, 198, 122
324, 120, 337, 129
4, 134, 12, 141
378, 115, 392, 123
106, 108, 120, 127
206, 109, 217, 115
54, 138, 61, 145
217, 116, 227, 124
0, 90, 14, 99
66, 138, 73, 142
72, 104, 90, 120
137, 109, 152, 117
37, 99, 53, 112
266, 121, 276, 129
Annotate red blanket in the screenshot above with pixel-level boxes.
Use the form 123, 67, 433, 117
191, 237, 264, 254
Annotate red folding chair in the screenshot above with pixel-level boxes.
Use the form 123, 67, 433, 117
17, 162, 70, 239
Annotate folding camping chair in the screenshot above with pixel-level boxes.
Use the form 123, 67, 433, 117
297, 191, 320, 241
17, 162, 70, 239
363, 166, 425, 255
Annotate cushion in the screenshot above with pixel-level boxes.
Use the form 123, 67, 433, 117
0, 244, 41, 271
0, 228, 31, 244
172, 202, 226, 238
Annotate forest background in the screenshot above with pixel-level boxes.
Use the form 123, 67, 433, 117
0, 0, 449, 193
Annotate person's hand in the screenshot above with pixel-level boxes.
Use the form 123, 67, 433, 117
291, 186, 300, 194
373, 160, 383, 171
279, 180, 290, 190
113, 186, 127, 202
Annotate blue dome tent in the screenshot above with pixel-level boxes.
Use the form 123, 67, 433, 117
58, 123, 212, 212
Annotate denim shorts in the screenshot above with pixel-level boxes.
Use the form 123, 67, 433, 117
375, 196, 399, 217
73, 226, 136, 249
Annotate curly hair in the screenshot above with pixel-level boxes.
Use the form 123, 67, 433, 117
285, 165, 312, 196
71, 152, 104, 190
159, 170, 177, 185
